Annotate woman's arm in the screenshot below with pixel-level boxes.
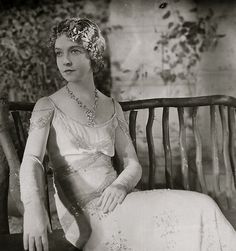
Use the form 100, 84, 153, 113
19, 97, 54, 251
97, 101, 142, 213
112, 101, 142, 191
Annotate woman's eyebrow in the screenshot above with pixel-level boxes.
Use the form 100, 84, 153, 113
69, 45, 84, 50
54, 45, 84, 51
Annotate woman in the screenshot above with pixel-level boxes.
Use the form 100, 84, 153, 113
20, 18, 236, 251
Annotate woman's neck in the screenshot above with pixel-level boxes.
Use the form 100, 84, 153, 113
67, 73, 96, 97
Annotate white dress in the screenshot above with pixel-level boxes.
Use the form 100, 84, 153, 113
20, 96, 236, 251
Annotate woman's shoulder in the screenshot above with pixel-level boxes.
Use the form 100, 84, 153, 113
30, 97, 55, 126
48, 86, 67, 105
97, 91, 117, 115
33, 86, 66, 110
34, 96, 54, 111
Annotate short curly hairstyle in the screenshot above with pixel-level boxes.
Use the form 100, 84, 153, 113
49, 18, 106, 73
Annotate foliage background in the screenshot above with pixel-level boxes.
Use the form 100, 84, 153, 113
0, 0, 112, 102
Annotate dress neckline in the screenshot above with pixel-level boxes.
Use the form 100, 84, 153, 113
48, 96, 117, 128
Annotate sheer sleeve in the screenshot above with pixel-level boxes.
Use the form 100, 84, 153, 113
112, 101, 142, 192
19, 96, 54, 208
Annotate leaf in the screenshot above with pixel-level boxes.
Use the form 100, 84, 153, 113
179, 42, 190, 53
198, 43, 204, 53
123, 69, 131, 73
178, 15, 184, 22
197, 27, 205, 35
217, 34, 226, 38
177, 72, 186, 80
159, 2, 168, 9
208, 8, 214, 18
115, 77, 121, 81
113, 25, 123, 30
183, 21, 195, 28
181, 28, 187, 35
190, 8, 197, 12
162, 11, 171, 19
168, 22, 174, 29
171, 44, 177, 52
195, 53, 201, 61
170, 74, 176, 82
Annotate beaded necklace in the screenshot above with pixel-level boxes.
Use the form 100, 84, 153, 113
66, 84, 99, 127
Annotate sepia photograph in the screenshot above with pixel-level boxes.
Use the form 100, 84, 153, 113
0, 0, 236, 250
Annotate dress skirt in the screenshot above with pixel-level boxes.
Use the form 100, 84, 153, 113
54, 189, 236, 251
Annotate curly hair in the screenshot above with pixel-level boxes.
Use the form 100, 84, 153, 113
49, 18, 106, 73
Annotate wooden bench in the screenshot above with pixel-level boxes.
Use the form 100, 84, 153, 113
1, 95, 236, 250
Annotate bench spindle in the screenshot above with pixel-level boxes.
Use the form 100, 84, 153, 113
162, 107, 173, 189
146, 108, 156, 189
210, 105, 221, 201
228, 106, 236, 186
192, 107, 207, 194
177, 107, 189, 190
129, 110, 138, 153
11, 111, 27, 160
219, 105, 233, 209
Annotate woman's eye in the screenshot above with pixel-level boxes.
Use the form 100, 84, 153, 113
71, 49, 82, 54
55, 51, 62, 57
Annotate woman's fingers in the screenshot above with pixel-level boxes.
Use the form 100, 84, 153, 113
108, 198, 118, 212
97, 192, 105, 206
117, 193, 126, 204
101, 192, 111, 211
108, 192, 126, 212
97, 185, 127, 212
35, 237, 43, 251
102, 194, 114, 213
23, 233, 29, 251
24, 234, 48, 251
42, 233, 49, 251
29, 236, 36, 251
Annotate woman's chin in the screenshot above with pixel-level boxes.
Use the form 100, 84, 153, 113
62, 75, 79, 82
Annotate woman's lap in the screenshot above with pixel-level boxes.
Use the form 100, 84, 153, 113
83, 189, 236, 251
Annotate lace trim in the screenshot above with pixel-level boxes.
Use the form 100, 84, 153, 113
116, 116, 132, 140
29, 110, 53, 133
81, 172, 117, 209
53, 153, 111, 177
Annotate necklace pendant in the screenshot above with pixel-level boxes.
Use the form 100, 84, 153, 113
87, 121, 95, 127
86, 110, 93, 117
66, 84, 98, 128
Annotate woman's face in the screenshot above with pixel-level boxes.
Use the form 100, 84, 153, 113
54, 34, 92, 83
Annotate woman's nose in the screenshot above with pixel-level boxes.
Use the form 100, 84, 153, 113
63, 55, 72, 66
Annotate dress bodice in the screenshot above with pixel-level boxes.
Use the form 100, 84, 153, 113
47, 98, 119, 207
20, 95, 142, 210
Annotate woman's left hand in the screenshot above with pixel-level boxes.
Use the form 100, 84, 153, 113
97, 184, 127, 213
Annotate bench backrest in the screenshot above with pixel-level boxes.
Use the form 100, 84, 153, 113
1, 95, 236, 234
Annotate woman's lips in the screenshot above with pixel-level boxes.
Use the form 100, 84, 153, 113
64, 69, 75, 74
